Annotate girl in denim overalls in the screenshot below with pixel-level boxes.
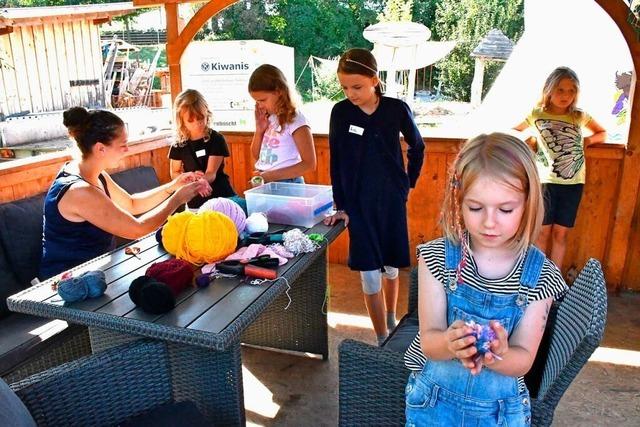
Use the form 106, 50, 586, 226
405, 133, 567, 426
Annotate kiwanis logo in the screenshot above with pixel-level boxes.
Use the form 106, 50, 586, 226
201, 62, 210, 72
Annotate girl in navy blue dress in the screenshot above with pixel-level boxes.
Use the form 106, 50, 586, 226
324, 48, 425, 345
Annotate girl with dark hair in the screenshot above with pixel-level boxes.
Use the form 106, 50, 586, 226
40, 107, 211, 279
324, 48, 425, 345
248, 64, 316, 183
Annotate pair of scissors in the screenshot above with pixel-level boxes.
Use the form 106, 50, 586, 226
125, 246, 141, 259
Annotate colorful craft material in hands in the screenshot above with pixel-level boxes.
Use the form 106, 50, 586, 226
197, 197, 247, 234
465, 320, 502, 361
161, 210, 238, 265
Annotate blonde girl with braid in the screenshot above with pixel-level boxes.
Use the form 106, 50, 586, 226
248, 64, 316, 184
403, 133, 567, 426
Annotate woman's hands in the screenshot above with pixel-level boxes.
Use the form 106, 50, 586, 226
254, 104, 269, 135
323, 210, 349, 227
174, 179, 212, 204
446, 320, 509, 376
169, 171, 211, 202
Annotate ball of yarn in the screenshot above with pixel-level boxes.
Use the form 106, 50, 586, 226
146, 259, 193, 289
465, 320, 498, 355
198, 197, 247, 234
129, 276, 175, 314
245, 212, 268, 234
57, 270, 107, 302
162, 210, 238, 264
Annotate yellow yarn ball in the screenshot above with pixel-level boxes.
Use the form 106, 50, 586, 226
162, 210, 238, 265
162, 211, 194, 255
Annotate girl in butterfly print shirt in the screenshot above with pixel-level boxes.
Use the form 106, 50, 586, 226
514, 66, 606, 275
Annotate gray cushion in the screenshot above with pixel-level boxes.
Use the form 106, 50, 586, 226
0, 314, 73, 376
0, 377, 36, 427
111, 166, 160, 194
0, 195, 44, 286
383, 315, 419, 353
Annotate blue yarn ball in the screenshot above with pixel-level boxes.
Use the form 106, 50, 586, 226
57, 270, 106, 302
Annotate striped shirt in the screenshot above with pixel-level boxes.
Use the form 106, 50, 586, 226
404, 238, 568, 391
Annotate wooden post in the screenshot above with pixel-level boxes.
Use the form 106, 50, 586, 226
595, 0, 640, 290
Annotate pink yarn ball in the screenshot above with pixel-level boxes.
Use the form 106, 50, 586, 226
198, 198, 247, 234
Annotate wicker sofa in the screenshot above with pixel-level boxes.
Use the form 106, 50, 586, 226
338, 259, 607, 427
3, 340, 209, 426
0, 166, 161, 383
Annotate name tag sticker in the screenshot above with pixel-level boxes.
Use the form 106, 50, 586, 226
195, 149, 206, 158
349, 125, 364, 136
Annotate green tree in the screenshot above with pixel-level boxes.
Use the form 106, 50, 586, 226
432, 0, 523, 101
378, 0, 413, 22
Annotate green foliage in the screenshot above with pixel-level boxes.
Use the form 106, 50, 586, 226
214, 0, 382, 100
432, 0, 524, 101
378, 0, 413, 22
311, 57, 342, 101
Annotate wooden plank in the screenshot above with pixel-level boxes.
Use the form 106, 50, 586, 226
80, 20, 98, 107
62, 21, 82, 107
71, 20, 88, 106
7, 29, 32, 112
0, 49, 8, 115
42, 23, 63, 110
31, 24, 53, 111
19, 26, 44, 113
0, 35, 20, 114
88, 21, 105, 107
53, 22, 72, 109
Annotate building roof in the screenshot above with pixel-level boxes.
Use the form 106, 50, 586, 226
0, 2, 144, 31
471, 28, 513, 60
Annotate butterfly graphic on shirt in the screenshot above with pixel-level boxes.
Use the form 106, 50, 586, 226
534, 118, 584, 180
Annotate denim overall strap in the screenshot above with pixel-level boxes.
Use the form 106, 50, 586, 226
443, 239, 462, 291
515, 245, 545, 307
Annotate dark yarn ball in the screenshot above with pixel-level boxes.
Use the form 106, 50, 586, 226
155, 227, 164, 249
195, 273, 211, 288
146, 259, 193, 291
128, 276, 176, 314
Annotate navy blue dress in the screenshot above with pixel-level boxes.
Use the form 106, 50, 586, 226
329, 96, 425, 271
40, 168, 116, 279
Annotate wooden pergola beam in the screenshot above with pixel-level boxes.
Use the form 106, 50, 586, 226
133, 0, 238, 102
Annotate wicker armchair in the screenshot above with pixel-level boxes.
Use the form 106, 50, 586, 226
8, 340, 208, 426
338, 259, 607, 426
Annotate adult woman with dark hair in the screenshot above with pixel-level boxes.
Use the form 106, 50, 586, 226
40, 107, 211, 279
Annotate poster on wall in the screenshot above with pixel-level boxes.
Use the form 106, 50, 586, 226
181, 40, 295, 131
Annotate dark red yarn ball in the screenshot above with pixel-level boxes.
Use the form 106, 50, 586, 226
145, 259, 194, 296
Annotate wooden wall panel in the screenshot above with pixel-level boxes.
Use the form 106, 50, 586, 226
42, 23, 63, 111
0, 34, 19, 113
8, 29, 31, 112
20, 27, 43, 113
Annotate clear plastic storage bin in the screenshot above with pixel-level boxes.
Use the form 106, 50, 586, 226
244, 182, 334, 228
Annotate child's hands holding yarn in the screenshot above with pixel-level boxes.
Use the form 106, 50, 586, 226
463, 320, 508, 376
445, 320, 478, 366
